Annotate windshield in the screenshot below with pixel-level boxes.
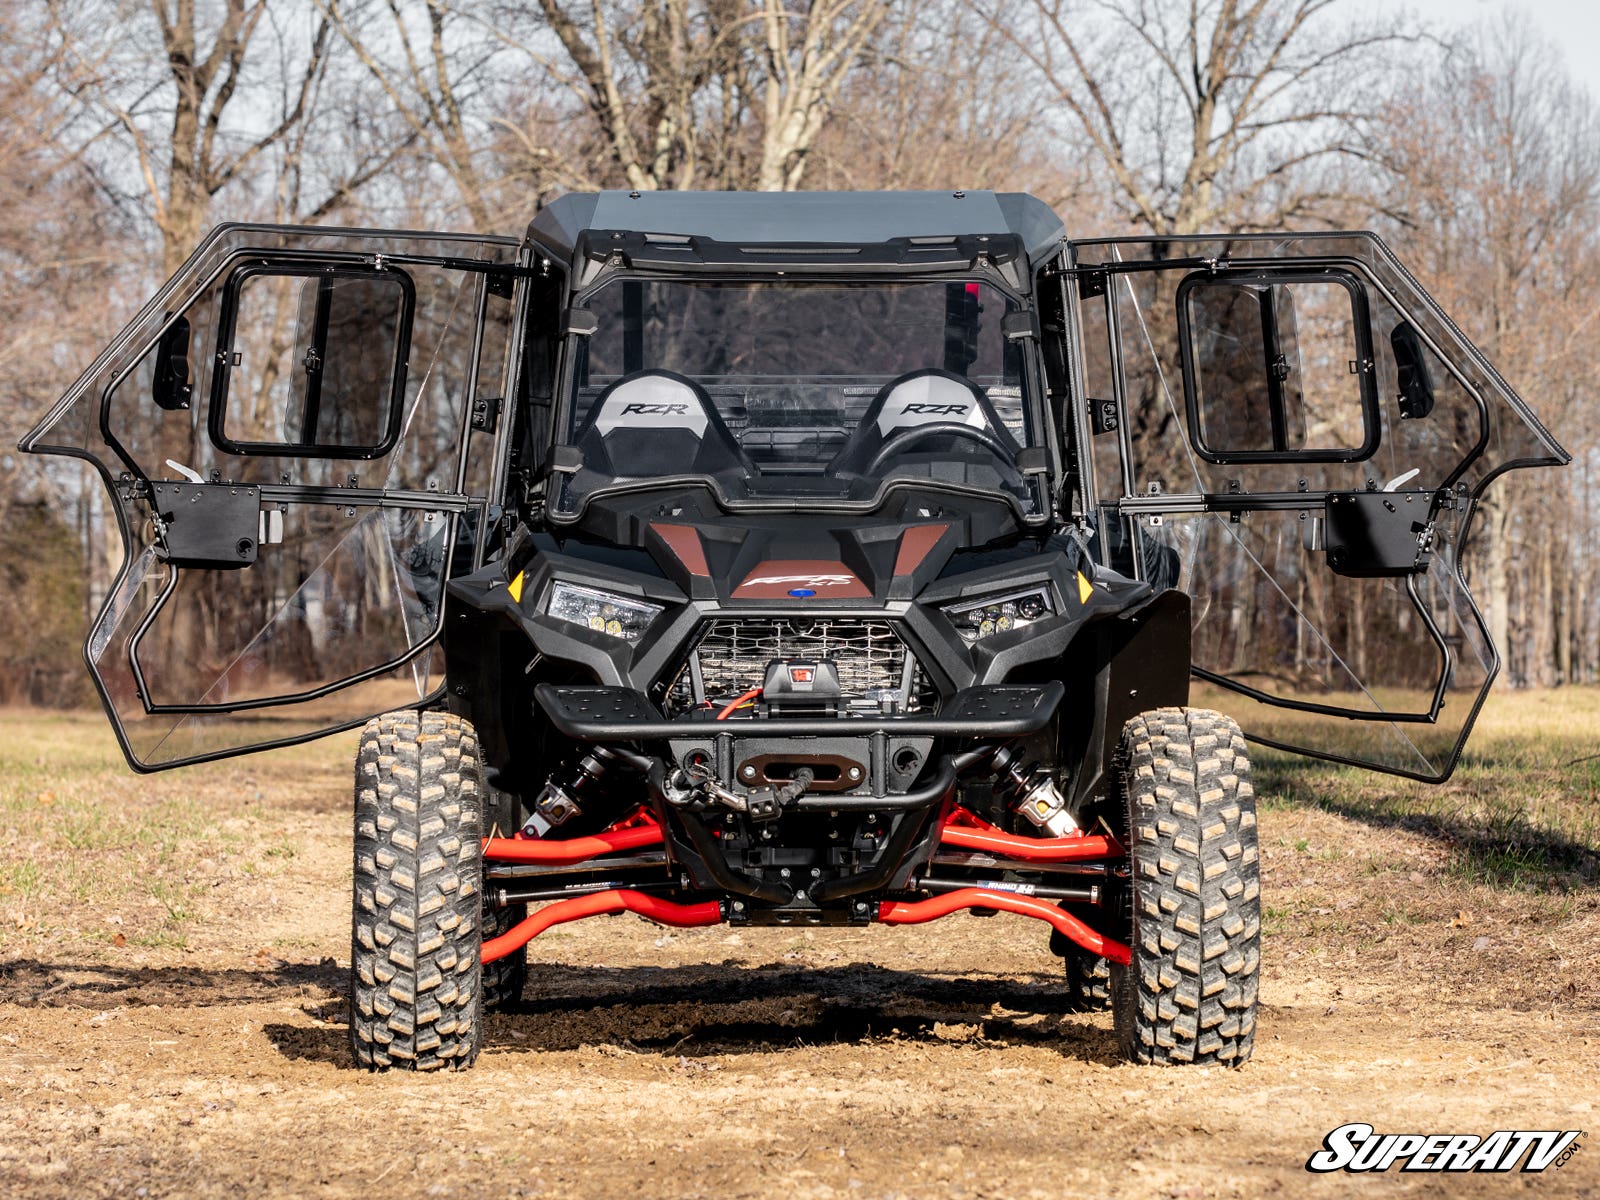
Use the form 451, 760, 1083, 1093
552, 278, 1042, 516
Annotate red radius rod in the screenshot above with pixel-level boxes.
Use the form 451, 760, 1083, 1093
936, 807, 1122, 862
481, 889, 723, 964
483, 814, 663, 864
879, 889, 1132, 965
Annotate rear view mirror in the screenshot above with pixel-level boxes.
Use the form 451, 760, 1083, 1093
943, 282, 980, 372
1390, 321, 1435, 419
151, 314, 193, 411
1178, 270, 1378, 464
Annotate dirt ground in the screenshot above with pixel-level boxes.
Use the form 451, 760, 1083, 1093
2, 703, 1598, 1199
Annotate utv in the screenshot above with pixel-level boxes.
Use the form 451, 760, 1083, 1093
22, 191, 1565, 1069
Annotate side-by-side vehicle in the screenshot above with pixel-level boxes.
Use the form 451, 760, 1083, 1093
22, 191, 1566, 1069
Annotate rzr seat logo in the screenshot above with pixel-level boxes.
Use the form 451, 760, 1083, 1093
620, 403, 690, 416
1306, 1124, 1585, 1173
900, 403, 969, 416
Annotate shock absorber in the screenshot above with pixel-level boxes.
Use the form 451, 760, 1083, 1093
524, 747, 625, 836
989, 745, 1079, 839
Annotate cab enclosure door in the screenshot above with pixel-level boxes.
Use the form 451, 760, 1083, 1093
20, 224, 521, 770
1066, 232, 1567, 781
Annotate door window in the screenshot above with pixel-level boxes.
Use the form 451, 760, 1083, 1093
1179, 272, 1376, 463
211, 267, 413, 458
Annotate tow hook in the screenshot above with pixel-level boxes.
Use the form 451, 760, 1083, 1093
666, 763, 814, 820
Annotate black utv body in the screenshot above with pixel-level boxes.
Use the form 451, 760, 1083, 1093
22, 190, 1567, 1069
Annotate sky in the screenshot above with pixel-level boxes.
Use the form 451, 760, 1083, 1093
1400, 0, 1600, 99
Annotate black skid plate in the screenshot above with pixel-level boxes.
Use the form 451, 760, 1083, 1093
533, 682, 1065, 740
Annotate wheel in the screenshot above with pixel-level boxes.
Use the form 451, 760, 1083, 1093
1110, 707, 1260, 1066
350, 710, 487, 1070
481, 784, 527, 1011
1049, 905, 1111, 1012
1062, 948, 1112, 1012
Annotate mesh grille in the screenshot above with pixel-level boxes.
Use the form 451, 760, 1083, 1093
665, 618, 936, 715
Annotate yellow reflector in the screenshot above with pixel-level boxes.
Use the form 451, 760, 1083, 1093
1077, 571, 1093, 604
507, 571, 525, 604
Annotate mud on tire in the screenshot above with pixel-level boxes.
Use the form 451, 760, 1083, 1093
350, 710, 487, 1070
1110, 707, 1260, 1066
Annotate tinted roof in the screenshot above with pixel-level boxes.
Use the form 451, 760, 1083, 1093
528, 190, 1065, 265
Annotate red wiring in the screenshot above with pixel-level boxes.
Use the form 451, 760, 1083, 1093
715, 687, 763, 720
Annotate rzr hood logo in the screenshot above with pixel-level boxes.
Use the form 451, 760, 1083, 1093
742, 574, 858, 588
1307, 1124, 1584, 1173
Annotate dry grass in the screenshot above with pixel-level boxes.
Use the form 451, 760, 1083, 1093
0, 689, 1595, 974
0, 710, 354, 957
1253, 686, 1600, 891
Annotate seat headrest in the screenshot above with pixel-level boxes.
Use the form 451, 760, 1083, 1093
587, 373, 711, 437
874, 372, 996, 435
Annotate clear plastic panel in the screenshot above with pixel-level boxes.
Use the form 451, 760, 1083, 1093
1073, 233, 1565, 498
121, 656, 440, 769
86, 503, 449, 769
1159, 508, 1491, 776
26, 224, 515, 494
130, 508, 447, 710
1069, 232, 1560, 779
21, 224, 515, 770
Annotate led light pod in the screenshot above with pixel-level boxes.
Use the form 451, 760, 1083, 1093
545, 582, 663, 642
941, 586, 1054, 643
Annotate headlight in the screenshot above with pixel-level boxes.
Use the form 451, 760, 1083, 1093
941, 586, 1054, 642
545, 582, 663, 642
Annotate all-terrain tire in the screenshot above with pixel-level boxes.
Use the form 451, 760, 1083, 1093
1110, 707, 1260, 1066
350, 710, 486, 1070
1050, 906, 1112, 1011
1063, 949, 1112, 1012
480, 785, 527, 1011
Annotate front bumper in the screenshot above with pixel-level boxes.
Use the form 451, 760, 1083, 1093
533, 681, 1064, 739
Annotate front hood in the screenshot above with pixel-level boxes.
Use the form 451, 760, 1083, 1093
645, 518, 955, 605
568, 485, 1033, 605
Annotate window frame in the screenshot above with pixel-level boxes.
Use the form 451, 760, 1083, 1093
207, 261, 416, 460
1176, 267, 1379, 465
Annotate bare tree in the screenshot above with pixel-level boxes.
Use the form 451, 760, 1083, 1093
996, 0, 1416, 234
314, 0, 515, 229
45, 0, 348, 273
1375, 15, 1600, 686
483, 0, 892, 192
806, 0, 1083, 201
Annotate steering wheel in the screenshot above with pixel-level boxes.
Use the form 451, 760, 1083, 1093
863, 422, 1019, 476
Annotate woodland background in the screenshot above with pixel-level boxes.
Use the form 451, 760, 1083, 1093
0, 0, 1595, 706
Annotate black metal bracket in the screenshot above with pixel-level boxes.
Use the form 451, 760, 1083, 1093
471, 394, 501, 433
149, 481, 260, 570
1324, 489, 1434, 577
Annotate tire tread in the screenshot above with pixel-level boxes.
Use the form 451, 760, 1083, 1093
1112, 707, 1260, 1067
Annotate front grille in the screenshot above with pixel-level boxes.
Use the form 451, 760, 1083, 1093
663, 618, 937, 715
